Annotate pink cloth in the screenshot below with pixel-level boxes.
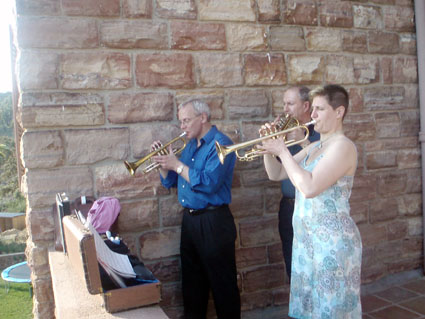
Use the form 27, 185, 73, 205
86, 197, 120, 233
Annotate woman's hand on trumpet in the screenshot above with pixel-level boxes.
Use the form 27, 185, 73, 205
256, 135, 288, 158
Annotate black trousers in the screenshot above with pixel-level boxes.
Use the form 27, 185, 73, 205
278, 196, 295, 281
180, 205, 241, 319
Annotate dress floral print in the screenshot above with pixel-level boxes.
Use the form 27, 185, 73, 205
289, 143, 362, 319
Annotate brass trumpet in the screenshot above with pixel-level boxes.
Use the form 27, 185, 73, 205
215, 118, 315, 164
124, 132, 187, 176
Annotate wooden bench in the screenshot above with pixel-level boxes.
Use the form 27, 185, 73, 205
49, 249, 169, 319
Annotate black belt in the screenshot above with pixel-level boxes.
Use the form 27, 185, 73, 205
184, 204, 228, 216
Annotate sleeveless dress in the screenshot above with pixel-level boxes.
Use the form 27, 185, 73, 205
288, 142, 362, 319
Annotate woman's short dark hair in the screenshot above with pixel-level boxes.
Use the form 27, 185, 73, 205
309, 84, 349, 119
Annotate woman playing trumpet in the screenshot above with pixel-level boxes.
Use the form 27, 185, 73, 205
258, 84, 362, 319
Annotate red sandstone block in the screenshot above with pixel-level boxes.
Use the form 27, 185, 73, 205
267, 243, 284, 264
363, 86, 406, 111
18, 52, 59, 90
136, 53, 195, 89
227, 89, 268, 120
342, 30, 367, 53
241, 290, 273, 311
17, 17, 98, 49
198, 0, 255, 22
270, 26, 305, 51
32, 277, 55, 303
15, 0, 60, 15
383, 5, 415, 32
257, 0, 281, 23
375, 112, 401, 138
358, 223, 388, 247
19, 92, 105, 128
61, 52, 131, 89
122, 0, 152, 18
376, 171, 408, 197
305, 27, 341, 52
325, 55, 355, 84
171, 21, 226, 50
350, 173, 377, 202
160, 197, 184, 228
147, 259, 181, 283
264, 186, 281, 213
139, 229, 181, 260
400, 34, 417, 55
354, 56, 379, 84
239, 217, 280, 247
62, 0, 120, 16
283, 0, 318, 25
353, 4, 383, 29
159, 282, 183, 308
27, 209, 55, 242
406, 169, 421, 194
368, 31, 400, 54
348, 88, 364, 113
230, 187, 264, 219
108, 92, 173, 124
21, 130, 64, 169
24, 167, 94, 210
117, 200, 159, 232
242, 264, 285, 292
157, 0, 197, 19
381, 57, 393, 84
287, 54, 325, 84
129, 125, 182, 159
387, 220, 409, 241
196, 53, 243, 87
397, 149, 421, 170
272, 287, 290, 306
236, 246, 268, 269
393, 56, 418, 83
349, 201, 368, 224
244, 53, 286, 86
400, 110, 420, 137
343, 113, 376, 142
64, 128, 130, 164
318, 0, 353, 28
100, 20, 168, 49
369, 198, 398, 222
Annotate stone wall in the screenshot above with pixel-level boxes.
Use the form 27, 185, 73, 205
12, 0, 420, 318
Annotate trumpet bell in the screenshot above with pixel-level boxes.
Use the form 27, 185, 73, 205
124, 161, 137, 176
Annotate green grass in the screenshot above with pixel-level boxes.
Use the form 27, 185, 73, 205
0, 279, 33, 319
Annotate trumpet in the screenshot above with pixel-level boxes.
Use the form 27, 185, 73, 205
215, 117, 315, 164
124, 132, 187, 176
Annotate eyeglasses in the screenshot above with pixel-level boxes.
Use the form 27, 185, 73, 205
179, 114, 201, 126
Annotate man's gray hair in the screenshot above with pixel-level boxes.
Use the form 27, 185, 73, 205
178, 99, 211, 121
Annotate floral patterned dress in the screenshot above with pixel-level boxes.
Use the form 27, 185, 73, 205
288, 143, 362, 319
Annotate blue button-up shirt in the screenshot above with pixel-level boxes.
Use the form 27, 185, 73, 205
161, 125, 236, 210
281, 125, 320, 198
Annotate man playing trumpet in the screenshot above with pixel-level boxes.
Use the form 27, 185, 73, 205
260, 86, 319, 282
152, 99, 241, 319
